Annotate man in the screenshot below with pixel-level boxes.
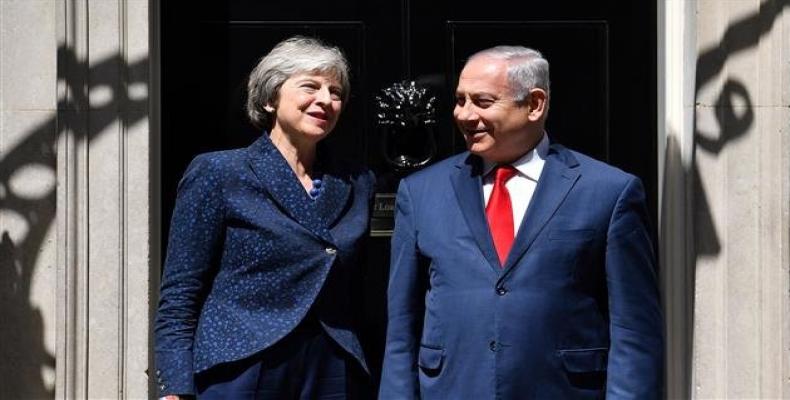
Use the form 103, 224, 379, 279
378, 46, 663, 399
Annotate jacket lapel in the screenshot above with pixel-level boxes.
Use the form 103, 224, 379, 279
450, 154, 501, 274
313, 166, 352, 228
245, 135, 333, 243
501, 144, 580, 275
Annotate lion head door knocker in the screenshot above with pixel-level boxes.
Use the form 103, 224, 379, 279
369, 81, 438, 236
375, 81, 438, 172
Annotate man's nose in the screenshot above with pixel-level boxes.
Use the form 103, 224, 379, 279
454, 103, 478, 121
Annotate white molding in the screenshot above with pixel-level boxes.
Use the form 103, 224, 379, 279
56, 0, 90, 397
55, 0, 155, 397
657, 0, 696, 398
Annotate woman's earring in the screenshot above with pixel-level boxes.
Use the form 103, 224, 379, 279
264, 105, 275, 113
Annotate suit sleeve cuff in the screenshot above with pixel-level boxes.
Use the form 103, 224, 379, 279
155, 349, 195, 396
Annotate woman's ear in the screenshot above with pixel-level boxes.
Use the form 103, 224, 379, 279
264, 104, 275, 113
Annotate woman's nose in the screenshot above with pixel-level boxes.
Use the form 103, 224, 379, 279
315, 86, 332, 105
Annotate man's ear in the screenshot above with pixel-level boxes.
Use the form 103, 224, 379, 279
526, 88, 548, 122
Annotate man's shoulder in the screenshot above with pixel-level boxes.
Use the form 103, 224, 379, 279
555, 144, 636, 186
402, 152, 469, 184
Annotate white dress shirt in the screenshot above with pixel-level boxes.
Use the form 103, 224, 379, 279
482, 133, 549, 234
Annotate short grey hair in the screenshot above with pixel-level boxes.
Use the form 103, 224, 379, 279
246, 36, 350, 130
468, 45, 550, 103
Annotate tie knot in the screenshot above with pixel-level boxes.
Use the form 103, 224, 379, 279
493, 165, 518, 185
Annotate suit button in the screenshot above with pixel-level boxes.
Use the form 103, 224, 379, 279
325, 247, 337, 255
156, 369, 161, 377
159, 384, 166, 391
489, 340, 498, 352
496, 287, 507, 296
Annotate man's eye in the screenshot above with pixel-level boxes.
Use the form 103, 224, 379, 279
474, 98, 494, 108
455, 96, 466, 106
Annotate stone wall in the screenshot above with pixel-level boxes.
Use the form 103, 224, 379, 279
0, 1, 59, 397
0, 0, 157, 398
690, 0, 790, 398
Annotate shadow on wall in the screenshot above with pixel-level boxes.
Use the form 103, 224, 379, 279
661, 0, 790, 397
0, 46, 149, 399
693, 0, 790, 256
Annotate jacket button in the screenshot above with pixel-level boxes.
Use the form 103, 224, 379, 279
156, 369, 161, 377
325, 247, 337, 255
496, 287, 507, 296
159, 384, 166, 391
489, 340, 498, 352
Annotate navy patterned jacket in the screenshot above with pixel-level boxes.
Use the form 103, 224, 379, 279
154, 134, 375, 396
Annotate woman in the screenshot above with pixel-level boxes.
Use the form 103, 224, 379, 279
154, 37, 374, 399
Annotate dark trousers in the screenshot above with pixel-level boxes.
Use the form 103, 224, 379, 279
195, 319, 366, 399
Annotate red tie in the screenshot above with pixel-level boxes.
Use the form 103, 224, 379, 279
486, 165, 518, 267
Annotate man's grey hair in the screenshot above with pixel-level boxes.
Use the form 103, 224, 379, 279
246, 36, 350, 130
468, 45, 550, 103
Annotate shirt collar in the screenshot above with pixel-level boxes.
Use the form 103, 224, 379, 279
483, 131, 549, 182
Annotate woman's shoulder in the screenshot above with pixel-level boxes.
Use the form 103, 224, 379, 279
186, 147, 247, 172
193, 146, 248, 163
177, 148, 251, 190
325, 157, 374, 186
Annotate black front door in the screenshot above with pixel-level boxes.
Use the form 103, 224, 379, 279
161, 0, 656, 392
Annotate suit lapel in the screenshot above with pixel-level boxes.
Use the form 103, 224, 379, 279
313, 166, 352, 228
246, 135, 333, 243
501, 144, 580, 274
450, 154, 502, 274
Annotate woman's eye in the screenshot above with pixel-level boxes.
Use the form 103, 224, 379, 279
455, 96, 466, 106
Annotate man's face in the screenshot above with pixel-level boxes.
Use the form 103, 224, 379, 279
453, 56, 537, 163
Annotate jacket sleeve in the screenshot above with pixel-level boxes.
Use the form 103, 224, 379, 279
604, 176, 664, 399
379, 179, 424, 399
153, 155, 226, 396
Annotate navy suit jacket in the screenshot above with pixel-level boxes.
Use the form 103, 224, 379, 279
379, 142, 663, 399
154, 135, 374, 396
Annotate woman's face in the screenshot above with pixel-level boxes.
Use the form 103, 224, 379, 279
270, 72, 344, 143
